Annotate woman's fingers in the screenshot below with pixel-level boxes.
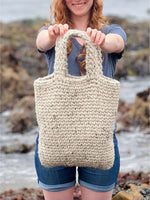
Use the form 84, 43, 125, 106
64, 24, 69, 34
94, 31, 101, 45
86, 28, 106, 46
87, 28, 97, 42
53, 24, 60, 35
58, 24, 64, 37
59, 24, 69, 37
87, 27, 92, 37
90, 29, 97, 42
48, 24, 69, 42
95, 31, 106, 46
48, 25, 58, 42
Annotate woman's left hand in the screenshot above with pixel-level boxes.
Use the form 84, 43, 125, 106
86, 27, 106, 47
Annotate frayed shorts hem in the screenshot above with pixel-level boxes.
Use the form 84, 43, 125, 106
79, 180, 115, 192
38, 180, 76, 192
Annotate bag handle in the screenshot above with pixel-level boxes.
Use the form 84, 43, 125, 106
54, 29, 103, 79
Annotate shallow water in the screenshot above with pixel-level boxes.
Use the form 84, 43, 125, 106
117, 131, 150, 172
0, 76, 150, 192
119, 76, 150, 104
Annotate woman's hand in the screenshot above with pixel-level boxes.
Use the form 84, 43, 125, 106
36, 24, 69, 52
48, 24, 69, 43
86, 27, 106, 46
86, 27, 124, 53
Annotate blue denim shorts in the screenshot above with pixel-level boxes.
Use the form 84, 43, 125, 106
34, 133, 120, 192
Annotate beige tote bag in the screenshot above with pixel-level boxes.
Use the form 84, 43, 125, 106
34, 30, 120, 169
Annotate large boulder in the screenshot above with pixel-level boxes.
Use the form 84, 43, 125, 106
7, 95, 37, 133
113, 183, 150, 200
0, 20, 48, 78
1, 142, 34, 154
116, 49, 149, 79
116, 88, 150, 132
0, 46, 34, 111
125, 88, 150, 128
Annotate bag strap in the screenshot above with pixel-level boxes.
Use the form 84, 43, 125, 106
54, 29, 103, 79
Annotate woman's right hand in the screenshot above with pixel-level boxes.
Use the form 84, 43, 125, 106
36, 24, 69, 52
48, 24, 69, 43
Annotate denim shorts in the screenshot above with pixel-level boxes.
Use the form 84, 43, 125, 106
34, 133, 120, 192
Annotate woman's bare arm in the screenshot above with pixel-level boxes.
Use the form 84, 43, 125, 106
86, 28, 125, 53
36, 24, 69, 52
101, 33, 124, 53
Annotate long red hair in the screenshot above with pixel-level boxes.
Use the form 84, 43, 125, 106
49, 0, 108, 75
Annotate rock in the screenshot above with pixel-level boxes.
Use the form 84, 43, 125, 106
125, 88, 150, 128
140, 188, 150, 197
125, 181, 142, 186
7, 95, 37, 133
116, 49, 149, 78
116, 100, 132, 132
0, 20, 48, 78
0, 20, 48, 112
0, 172, 149, 200
0, 188, 44, 200
0, 46, 34, 111
117, 171, 150, 186
116, 88, 150, 132
108, 16, 149, 78
1, 141, 35, 154
112, 183, 150, 200
0, 187, 81, 200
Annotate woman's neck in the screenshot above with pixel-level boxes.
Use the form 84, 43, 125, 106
71, 15, 89, 31
71, 15, 89, 45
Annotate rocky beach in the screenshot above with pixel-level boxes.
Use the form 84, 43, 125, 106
0, 15, 150, 200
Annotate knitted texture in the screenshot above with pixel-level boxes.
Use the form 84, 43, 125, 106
34, 30, 120, 169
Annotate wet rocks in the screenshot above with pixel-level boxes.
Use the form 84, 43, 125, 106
1, 142, 35, 154
112, 171, 150, 200
0, 46, 34, 112
112, 183, 150, 200
0, 19, 48, 113
125, 88, 150, 128
117, 171, 150, 187
0, 171, 149, 199
115, 49, 149, 79
108, 16, 149, 79
0, 19, 48, 78
0, 180, 149, 200
7, 95, 37, 133
116, 88, 150, 132
0, 188, 44, 200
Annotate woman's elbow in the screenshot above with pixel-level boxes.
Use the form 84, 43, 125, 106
116, 36, 125, 53
36, 37, 42, 51
36, 37, 46, 52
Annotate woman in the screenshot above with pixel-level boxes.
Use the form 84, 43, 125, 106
35, 0, 127, 199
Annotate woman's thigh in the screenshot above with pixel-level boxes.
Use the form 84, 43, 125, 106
43, 186, 75, 200
34, 133, 76, 191
78, 134, 120, 193
34, 133, 120, 199
80, 186, 113, 200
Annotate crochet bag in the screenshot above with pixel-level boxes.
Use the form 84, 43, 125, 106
34, 30, 120, 169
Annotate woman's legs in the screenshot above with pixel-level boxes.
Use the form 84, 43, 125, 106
80, 186, 113, 200
42, 186, 75, 200
78, 134, 120, 200
42, 185, 113, 200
